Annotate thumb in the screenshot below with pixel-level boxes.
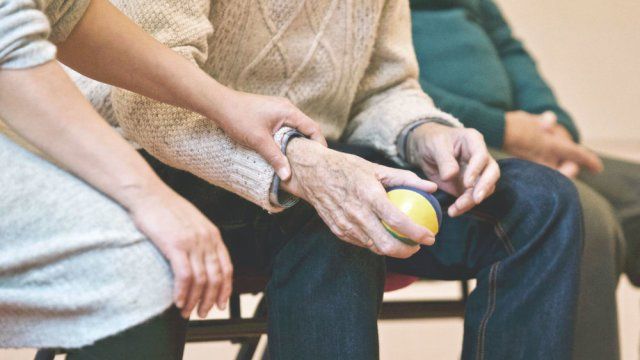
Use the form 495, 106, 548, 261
259, 139, 292, 180
557, 161, 580, 178
285, 110, 328, 147
539, 111, 557, 131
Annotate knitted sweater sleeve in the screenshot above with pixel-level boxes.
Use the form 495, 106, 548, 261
0, 0, 89, 70
109, 0, 287, 213
344, 0, 462, 166
479, 0, 580, 142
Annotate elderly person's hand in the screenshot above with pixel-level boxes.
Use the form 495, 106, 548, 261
123, 183, 233, 319
406, 123, 500, 217
504, 111, 603, 178
280, 138, 437, 259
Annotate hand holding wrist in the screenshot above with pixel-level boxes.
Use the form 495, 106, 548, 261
279, 137, 437, 257
279, 137, 324, 200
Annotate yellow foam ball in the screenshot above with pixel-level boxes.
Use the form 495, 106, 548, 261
384, 188, 441, 243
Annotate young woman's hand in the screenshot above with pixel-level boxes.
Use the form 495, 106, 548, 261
125, 184, 233, 319
212, 90, 327, 180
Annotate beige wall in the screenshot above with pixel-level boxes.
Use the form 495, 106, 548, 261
495, 0, 640, 142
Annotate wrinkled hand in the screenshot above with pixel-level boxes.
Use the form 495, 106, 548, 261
126, 184, 233, 319
281, 138, 437, 258
504, 111, 602, 178
213, 90, 326, 180
407, 123, 500, 217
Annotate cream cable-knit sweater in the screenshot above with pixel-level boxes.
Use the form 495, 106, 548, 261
75, 0, 461, 212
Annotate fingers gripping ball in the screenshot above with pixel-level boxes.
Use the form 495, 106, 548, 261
384, 186, 442, 246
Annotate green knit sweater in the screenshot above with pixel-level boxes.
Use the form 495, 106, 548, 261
410, 0, 579, 148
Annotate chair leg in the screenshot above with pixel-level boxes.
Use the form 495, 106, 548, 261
235, 296, 268, 360
230, 293, 242, 319
460, 280, 470, 304
260, 343, 269, 360
34, 349, 57, 360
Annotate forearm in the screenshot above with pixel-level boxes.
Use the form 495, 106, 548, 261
56, 0, 230, 122
111, 88, 288, 212
0, 60, 168, 209
346, 81, 461, 165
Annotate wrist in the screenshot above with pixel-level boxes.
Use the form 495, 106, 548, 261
197, 79, 237, 122
406, 122, 439, 165
503, 112, 522, 151
279, 137, 325, 199
115, 176, 173, 212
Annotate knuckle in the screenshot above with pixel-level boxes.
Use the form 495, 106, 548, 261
334, 217, 351, 231
194, 271, 207, 285
468, 128, 483, 139
210, 226, 222, 241
342, 228, 357, 240
276, 97, 292, 106
400, 169, 417, 178
377, 242, 395, 256
240, 133, 255, 147
476, 151, 489, 163
175, 234, 192, 248
343, 203, 363, 218
178, 270, 193, 283
196, 228, 210, 241
383, 212, 402, 228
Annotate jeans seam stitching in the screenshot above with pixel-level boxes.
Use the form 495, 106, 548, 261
472, 210, 516, 255
476, 261, 500, 360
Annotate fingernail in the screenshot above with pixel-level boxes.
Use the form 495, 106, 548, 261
475, 190, 486, 203
277, 167, 291, 180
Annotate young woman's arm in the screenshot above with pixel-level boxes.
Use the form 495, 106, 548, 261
0, 60, 232, 319
57, 0, 325, 181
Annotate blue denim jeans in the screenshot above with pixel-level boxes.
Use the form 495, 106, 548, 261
387, 161, 583, 359
141, 144, 583, 360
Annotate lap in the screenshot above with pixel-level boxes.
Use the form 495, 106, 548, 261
578, 155, 640, 214
388, 157, 579, 280
0, 134, 145, 250
492, 149, 627, 275
0, 134, 173, 348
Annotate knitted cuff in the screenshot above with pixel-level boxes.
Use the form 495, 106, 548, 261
48, 0, 92, 43
396, 117, 459, 164
269, 129, 304, 209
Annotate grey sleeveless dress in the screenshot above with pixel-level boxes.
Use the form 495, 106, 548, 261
0, 0, 173, 348
0, 133, 174, 348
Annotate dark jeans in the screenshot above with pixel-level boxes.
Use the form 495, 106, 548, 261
138, 144, 583, 360
386, 162, 583, 359
141, 149, 385, 360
